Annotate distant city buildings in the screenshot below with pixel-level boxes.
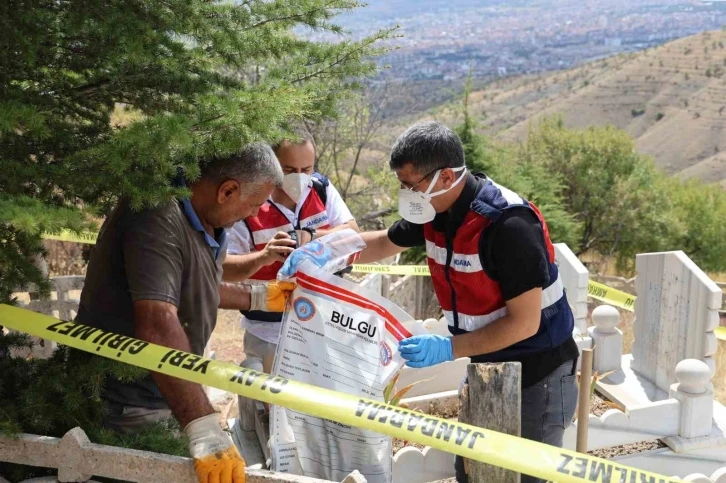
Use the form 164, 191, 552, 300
303, 0, 726, 81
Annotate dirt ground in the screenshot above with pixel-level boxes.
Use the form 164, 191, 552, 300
209, 309, 248, 364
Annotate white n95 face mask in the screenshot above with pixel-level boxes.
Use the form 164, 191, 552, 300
398, 166, 467, 224
282, 173, 311, 203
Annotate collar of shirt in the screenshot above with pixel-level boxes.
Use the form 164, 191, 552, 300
269, 185, 313, 226
431, 172, 483, 236
173, 172, 227, 261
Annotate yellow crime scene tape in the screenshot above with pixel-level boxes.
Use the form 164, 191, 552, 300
0, 304, 684, 483
42, 229, 98, 244
585, 280, 636, 312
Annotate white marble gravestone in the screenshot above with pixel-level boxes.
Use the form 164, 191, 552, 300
631, 251, 722, 394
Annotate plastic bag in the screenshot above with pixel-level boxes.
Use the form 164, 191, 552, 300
277, 228, 365, 280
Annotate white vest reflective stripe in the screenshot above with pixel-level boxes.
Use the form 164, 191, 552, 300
425, 240, 483, 273
251, 224, 294, 247
442, 275, 564, 331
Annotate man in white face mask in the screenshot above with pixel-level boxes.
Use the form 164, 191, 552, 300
223, 132, 359, 374
327, 121, 576, 483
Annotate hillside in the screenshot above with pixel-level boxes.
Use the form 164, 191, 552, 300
419, 30, 726, 187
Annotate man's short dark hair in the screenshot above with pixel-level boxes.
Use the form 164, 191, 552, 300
272, 123, 315, 153
389, 121, 465, 174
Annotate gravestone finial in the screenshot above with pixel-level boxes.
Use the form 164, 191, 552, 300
674, 359, 712, 395
592, 305, 620, 333
669, 358, 714, 440
589, 305, 623, 373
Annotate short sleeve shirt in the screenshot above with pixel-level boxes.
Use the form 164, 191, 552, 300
76, 198, 225, 408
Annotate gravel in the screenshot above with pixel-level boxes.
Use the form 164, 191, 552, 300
586, 394, 667, 457
588, 439, 666, 458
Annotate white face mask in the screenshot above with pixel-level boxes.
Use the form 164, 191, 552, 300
398, 166, 467, 224
282, 173, 311, 203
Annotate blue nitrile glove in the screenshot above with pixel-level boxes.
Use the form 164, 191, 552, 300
278, 240, 333, 278
398, 334, 454, 368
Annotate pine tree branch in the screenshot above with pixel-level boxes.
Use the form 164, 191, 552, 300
288, 27, 394, 85
243, 0, 341, 31
72, 79, 112, 95
0, 0, 389, 309
191, 114, 227, 129
292, 45, 372, 85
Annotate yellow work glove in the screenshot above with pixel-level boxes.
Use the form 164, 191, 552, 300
249, 281, 296, 312
185, 414, 246, 483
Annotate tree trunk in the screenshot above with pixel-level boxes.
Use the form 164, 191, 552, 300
458, 362, 521, 483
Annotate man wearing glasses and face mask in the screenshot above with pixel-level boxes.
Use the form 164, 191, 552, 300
223, 131, 360, 374
326, 121, 577, 483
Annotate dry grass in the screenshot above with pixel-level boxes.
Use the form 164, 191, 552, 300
716, 342, 726, 404
110, 103, 143, 128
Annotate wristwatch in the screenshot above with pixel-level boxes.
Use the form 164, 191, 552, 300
286, 230, 299, 249
301, 227, 316, 242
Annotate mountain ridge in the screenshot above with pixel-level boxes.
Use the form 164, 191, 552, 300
420, 29, 726, 187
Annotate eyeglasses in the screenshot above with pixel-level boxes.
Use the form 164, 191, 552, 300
400, 166, 449, 191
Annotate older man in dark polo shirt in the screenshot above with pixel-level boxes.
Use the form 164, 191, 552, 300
76, 143, 290, 483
